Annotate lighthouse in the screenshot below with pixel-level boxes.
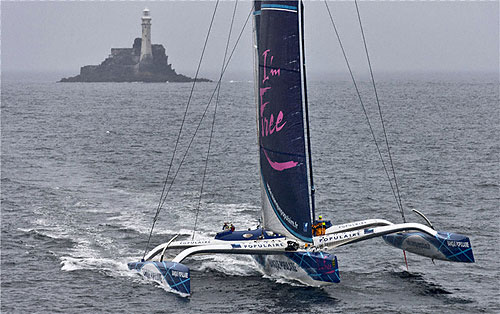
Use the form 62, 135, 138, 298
140, 8, 153, 62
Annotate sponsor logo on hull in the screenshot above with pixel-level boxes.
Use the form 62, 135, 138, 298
143, 270, 163, 282
176, 240, 212, 246
268, 259, 299, 272
405, 238, 431, 250
446, 240, 470, 248
316, 230, 361, 245
242, 241, 286, 249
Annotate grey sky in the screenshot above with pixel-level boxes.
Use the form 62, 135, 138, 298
1, 1, 498, 81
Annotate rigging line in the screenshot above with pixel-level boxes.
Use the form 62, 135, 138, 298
192, 0, 239, 240
157, 4, 252, 214
354, 0, 405, 222
323, 0, 403, 215
142, 0, 221, 260
154, 5, 253, 235
156, 7, 252, 235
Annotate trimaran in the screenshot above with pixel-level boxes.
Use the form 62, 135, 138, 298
128, 0, 475, 296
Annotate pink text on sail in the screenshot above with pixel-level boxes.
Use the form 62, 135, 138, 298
260, 49, 285, 137
260, 49, 297, 171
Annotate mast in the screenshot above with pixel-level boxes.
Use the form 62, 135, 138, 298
298, 0, 315, 223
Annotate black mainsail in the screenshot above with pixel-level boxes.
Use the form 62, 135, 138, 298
253, 0, 315, 242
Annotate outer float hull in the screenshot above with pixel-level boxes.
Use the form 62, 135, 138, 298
383, 231, 475, 263
128, 261, 191, 296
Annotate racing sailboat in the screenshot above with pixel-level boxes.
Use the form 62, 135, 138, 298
128, 0, 474, 296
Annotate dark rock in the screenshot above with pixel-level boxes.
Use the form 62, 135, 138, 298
59, 38, 211, 83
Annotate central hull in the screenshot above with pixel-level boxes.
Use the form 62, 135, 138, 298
253, 252, 340, 286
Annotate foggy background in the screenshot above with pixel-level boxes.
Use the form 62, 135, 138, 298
1, 1, 498, 82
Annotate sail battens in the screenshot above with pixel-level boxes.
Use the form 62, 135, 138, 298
260, 145, 306, 159
254, 0, 314, 242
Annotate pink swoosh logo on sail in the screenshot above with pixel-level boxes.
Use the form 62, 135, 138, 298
263, 150, 298, 171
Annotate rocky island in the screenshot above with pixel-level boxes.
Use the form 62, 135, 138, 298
60, 9, 208, 83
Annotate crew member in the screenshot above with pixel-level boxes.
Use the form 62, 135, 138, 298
312, 215, 326, 236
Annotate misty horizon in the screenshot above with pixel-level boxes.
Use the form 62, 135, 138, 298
1, 1, 498, 82
1, 69, 497, 84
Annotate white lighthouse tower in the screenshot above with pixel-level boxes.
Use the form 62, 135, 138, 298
140, 8, 153, 62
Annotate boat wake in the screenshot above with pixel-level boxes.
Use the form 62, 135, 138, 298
60, 255, 130, 275
266, 275, 308, 287
389, 266, 474, 305
194, 254, 261, 277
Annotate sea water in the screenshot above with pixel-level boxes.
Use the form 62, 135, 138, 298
1, 74, 498, 313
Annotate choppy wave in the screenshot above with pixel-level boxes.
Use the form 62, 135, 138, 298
17, 227, 76, 248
